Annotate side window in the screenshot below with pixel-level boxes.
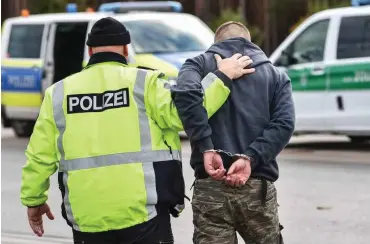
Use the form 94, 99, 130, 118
337, 15, 370, 59
276, 19, 330, 66
7, 24, 44, 59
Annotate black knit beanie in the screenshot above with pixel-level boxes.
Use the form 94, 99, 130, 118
86, 17, 131, 47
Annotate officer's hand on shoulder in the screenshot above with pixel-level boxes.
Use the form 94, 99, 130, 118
215, 53, 255, 80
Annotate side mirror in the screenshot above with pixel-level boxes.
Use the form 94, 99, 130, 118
275, 50, 292, 67
276, 49, 300, 67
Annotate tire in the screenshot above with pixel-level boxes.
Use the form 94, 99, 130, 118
349, 136, 370, 144
1, 106, 12, 128
11, 120, 35, 138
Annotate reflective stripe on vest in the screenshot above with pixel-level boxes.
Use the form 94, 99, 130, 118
53, 80, 78, 230
201, 72, 218, 90
163, 72, 218, 92
52, 69, 180, 230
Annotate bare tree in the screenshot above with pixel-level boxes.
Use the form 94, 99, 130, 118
239, 0, 246, 22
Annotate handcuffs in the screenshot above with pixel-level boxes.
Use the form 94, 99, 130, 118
203, 149, 252, 162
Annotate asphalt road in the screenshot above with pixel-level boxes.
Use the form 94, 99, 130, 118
1, 130, 370, 244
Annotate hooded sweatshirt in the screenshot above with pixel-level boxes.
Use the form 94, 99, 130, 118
172, 37, 295, 182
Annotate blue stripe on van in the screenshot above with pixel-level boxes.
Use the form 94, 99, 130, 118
1, 66, 42, 92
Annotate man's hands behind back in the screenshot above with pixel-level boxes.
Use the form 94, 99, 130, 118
203, 151, 226, 181
215, 53, 255, 80
225, 158, 251, 187
204, 152, 251, 187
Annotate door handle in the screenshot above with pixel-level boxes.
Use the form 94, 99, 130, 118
336, 95, 344, 111
311, 67, 325, 76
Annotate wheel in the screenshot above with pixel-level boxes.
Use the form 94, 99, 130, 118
1, 106, 12, 128
349, 136, 370, 143
11, 120, 35, 138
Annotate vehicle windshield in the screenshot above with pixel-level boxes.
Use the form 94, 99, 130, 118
122, 16, 214, 54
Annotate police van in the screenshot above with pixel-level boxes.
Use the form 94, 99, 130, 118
1, 1, 214, 137
269, 2, 370, 143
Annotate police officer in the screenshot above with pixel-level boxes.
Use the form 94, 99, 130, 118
21, 17, 254, 244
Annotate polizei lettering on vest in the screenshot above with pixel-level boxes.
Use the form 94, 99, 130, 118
67, 88, 129, 114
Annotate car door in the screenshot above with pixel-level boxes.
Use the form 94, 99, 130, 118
274, 18, 332, 133
327, 14, 370, 134
1, 20, 49, 120
42, 22, 56, 95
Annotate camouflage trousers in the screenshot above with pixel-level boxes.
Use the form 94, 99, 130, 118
191, 177, 284, 244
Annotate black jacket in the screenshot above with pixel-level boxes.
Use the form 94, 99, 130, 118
172, 37, 295, 182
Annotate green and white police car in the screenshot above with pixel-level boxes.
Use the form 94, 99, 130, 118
269, 4, 370, 143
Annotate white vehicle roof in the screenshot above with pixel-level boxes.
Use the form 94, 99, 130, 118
113, 12, 199, 21
5, 13, 109, 24
6, 4, 369, 25
309, 5, 370, 19
269, 5, 370, 62
4, 11, 200, 24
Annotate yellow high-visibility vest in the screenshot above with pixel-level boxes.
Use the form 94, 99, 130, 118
21, 60, 231, 232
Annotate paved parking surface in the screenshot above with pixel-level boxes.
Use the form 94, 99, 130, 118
2, 130, 370, 243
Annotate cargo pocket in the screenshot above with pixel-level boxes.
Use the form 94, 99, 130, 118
192, 198, 235, 240
192, 198, 226, 223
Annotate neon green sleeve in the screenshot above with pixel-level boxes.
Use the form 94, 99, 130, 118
21, 87, 58, 207
146, 71, 230, 131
